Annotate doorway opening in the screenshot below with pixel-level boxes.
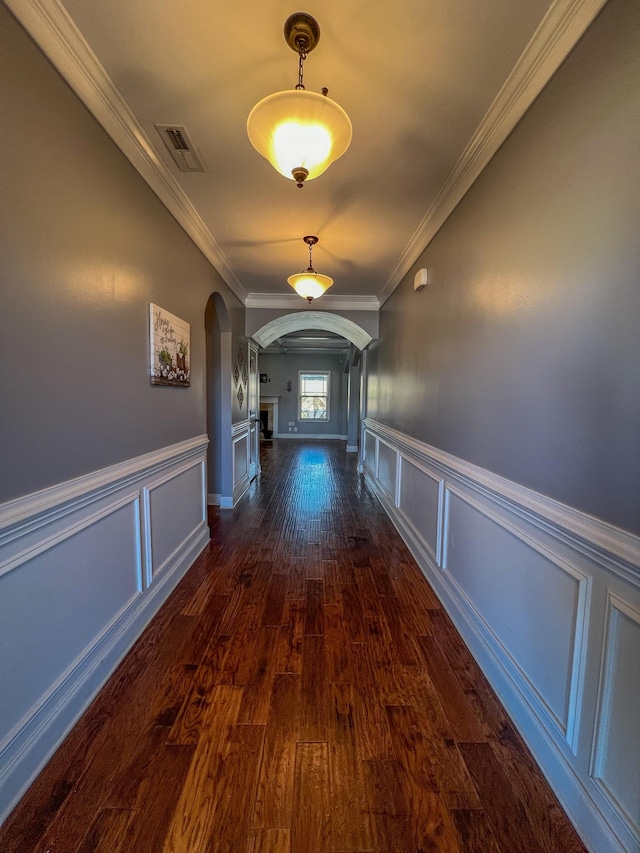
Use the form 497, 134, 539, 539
260, 397, 278, 439
205, 292, 232, 506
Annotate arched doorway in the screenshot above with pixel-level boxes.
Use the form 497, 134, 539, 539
251, 311, 373, 351
205, 292, 233, 507
251, 312, 374, 460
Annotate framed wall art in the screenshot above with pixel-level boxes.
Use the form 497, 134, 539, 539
149, 303, 191, 387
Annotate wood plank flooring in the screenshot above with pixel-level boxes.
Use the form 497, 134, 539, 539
0, 440, 588, 853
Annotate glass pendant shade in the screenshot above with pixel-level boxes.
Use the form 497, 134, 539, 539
287, 270, 334, 302
247, 89, 352, 184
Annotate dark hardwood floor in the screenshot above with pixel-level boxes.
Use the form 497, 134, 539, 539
0, 440, 587, 853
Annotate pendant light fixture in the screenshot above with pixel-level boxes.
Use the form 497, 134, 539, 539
247, 13, 352, 188
287, 236, 334, 302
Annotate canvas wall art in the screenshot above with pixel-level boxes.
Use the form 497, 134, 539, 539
149, 303, 190, 387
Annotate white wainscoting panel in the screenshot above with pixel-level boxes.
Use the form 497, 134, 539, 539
364, 431, 377, 476
0, 495, 142, 743
0, 435, 209, 824
443, 485, 589, 742
377, 439, 397, 502
234, 435, 248, 486
399, 456, 444, 566
591, 593, 640, 846
225, 419, 250, 509
144, 459, 206, 584
361, 418, 639, 853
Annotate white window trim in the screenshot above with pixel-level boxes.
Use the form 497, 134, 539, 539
298, 370, 331, 421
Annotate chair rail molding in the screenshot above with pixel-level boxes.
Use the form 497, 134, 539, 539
362, 417, 640, 853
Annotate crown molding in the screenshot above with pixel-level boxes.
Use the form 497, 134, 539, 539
245, 293, 380, 311
378, 0, 608, 306
6, 0, 247, 304
9, 0, 606, 311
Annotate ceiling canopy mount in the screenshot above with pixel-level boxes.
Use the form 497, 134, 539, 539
283, 12, 320, 55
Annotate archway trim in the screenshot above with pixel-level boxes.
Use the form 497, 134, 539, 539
252, 312, 372, 350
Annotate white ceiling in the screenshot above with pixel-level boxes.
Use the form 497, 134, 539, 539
10, 0, 604, 307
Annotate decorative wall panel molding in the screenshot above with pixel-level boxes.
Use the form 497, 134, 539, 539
0, 435, 209, 824
376, 437, 398, 501
399, 456, 444, 565
590, 593, 640, 847
362, 418, 639, 853
442, 483, 591, 751
227, 419, 251, 509
143, 458, 207, 584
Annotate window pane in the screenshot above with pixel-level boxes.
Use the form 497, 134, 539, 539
300, 395, 327, 419
301, 374, 327, 395
299, 372, 329, 421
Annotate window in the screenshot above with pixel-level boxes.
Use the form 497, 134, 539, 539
299, 371, 330, 420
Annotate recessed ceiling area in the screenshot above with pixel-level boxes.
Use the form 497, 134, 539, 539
10, 0, 600, 306
262, 330, 351, 356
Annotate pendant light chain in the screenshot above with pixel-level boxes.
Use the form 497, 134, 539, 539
295, 44, 307, 91
308, 240, 314, 272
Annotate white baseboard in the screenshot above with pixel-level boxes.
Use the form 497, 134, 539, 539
275, 433, 348, 440
363, 418, 639, 853
346, 444, 358, 453
231, 473, 250, 508
209, 489, 235, 509
0, 436, 210, 824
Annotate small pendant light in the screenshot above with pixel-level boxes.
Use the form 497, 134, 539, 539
287, 236, 334, 302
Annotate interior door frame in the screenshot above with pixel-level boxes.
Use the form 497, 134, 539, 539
248, 341, 260, 481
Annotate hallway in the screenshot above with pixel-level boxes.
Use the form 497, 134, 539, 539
0, 441, 587, 853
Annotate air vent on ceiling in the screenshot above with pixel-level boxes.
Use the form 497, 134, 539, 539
155, 124, 206, 172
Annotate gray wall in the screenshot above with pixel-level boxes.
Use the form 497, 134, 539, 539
0, 5, 244, 504
366, 0, 640, 535
259, 352, 348, 437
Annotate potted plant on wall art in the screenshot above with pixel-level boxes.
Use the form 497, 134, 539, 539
150, 304, 191, 387
176, 339, 189, 372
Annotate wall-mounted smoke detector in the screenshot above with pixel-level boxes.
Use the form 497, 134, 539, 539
155, 124, 206, 172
